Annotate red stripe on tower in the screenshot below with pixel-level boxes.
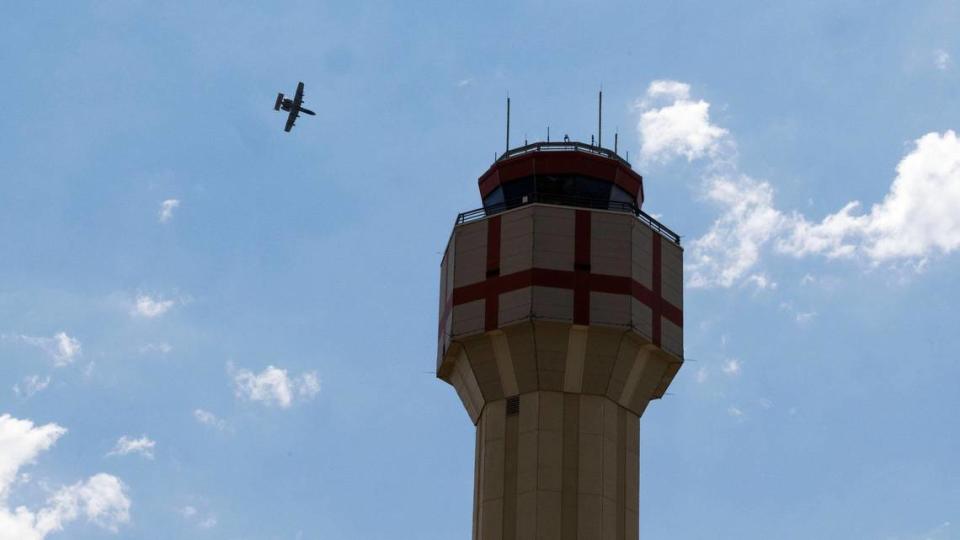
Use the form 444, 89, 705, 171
573, 210, 592, 325
652, 234, 663, 347
445, 214, 682, 343
484, 216, 502, 331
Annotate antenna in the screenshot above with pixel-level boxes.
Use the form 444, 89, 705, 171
547, 126, 550, 142
598, 89, 603, 149
614, 131, 619, 154
626, 150, 630, 163
505, 97, 511, 153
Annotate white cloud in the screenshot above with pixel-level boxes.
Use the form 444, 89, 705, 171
721, 358, 741, 376
744, 273, 777, 291
107, 435, 155, 460
726, 405, 744, 417
131, 294, 176, 318
179, 505, 217, 529
780, 301, 817, 325
297, 372, 321, 399
179, 505, 197, 518
645, 80, 692, 101
780, 131, 960, 263
158, 199, 180, 223
13, 376, 51, 399
934, 49, 951, 71
0, 415, 65, 500
12, 333, 81, 367
687, 174, 786, 288
694, 367, 708, 384
193, 409, 227, 431
35, 474, 131, 534
637, 81, 960, 287
229, 363, 321, 409
0, 415, 130, 539
635, 80, 729, 163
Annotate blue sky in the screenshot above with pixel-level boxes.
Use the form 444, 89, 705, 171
1, 1, 959, 538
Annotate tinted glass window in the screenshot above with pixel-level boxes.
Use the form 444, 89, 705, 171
483, 175, 635, 213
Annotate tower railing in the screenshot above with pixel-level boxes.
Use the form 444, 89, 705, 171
497, 141, 632, 168
455, 194, 681, 245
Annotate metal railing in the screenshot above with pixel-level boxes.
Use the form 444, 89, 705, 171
455, 194, 681, 245
497, 141, 631, 168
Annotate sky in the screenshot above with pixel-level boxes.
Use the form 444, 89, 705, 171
1, 1, 959, 538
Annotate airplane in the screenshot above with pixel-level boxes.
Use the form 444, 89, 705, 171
273, 81, 315, 132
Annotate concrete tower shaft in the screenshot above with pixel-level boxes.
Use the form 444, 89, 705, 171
438, 142, 683, 540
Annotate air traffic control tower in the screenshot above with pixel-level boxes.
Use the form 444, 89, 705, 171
437, 138, 684, 539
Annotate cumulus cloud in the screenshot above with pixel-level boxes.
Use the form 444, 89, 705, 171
12, 376, 51, 399
778, 131, 960, 263
179, 505, 217, 529
10, 333, 81, 367
158, 199, 180, 223
0, 415, 130, 539
687, 175, 786, 288
35, 474, 131, 534
193, 409, 227, 431
107, 435, 156, 460
635, 80, 960, 287
635, 80, 729, 163
131, 294, 176, 318
721, 358, 741, 376
934, 49, 951, 71
229, 363, 321, 409
297, 372, 321, 399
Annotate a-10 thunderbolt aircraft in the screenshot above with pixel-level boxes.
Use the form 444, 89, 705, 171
274, 81, 316, 132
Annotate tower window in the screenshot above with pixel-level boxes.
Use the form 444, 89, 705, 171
505, 395, 520, 416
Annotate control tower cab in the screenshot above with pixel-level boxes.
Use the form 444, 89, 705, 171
479, 142, 643, 213
437, 141, 684, 540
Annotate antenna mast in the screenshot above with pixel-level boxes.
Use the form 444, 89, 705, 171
505, 97, 511, 153
597, 89, 603, 148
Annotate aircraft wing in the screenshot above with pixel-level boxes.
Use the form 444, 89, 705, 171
293, 82, 305, 110
284, 109, 299, 132
284, 82, 305, 132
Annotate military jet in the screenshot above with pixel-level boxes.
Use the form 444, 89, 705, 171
274, 81, 315, 132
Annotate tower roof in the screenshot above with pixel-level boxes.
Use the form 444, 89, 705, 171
478, 141, 644, 207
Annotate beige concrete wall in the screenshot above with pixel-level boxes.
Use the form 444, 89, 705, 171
532, 207, 575, 271
442, 321, 680, 421
473, 392, 640, 540
501, 207, 535, 275
590, 212, 633, 277
454, 220, 488, 288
